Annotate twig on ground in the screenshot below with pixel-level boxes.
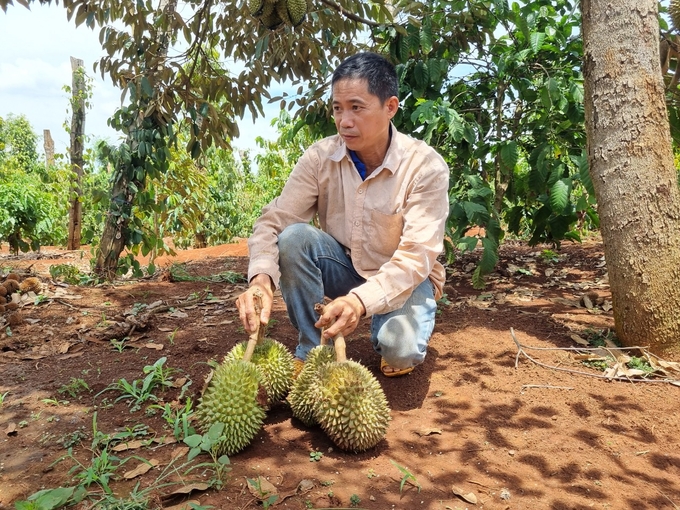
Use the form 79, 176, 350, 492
521, 384, 574, 391
510, 328, 680, 385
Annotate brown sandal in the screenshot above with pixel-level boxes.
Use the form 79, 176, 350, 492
380, 358, 414, 377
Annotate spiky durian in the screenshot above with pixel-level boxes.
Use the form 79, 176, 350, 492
224, 338, 294, 405
313, 360, 391, 452
247, 0, 266, 17
3, 279, 19, 293
19, 277, 42, 294
287, 345, 336, 426
671, 0, 680, 33
5, 273, 19, 281
285, 0, 307, 26
261, 4, 284, 30
275, 0, 291, 26
194, 360, 267, 456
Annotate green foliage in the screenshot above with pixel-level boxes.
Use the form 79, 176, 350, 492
0, 114, 40, 173
389, 459, 421, 495
58, 378, 91, 398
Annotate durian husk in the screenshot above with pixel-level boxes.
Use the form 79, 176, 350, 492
194, 290, 269, 456
224, 337, 294, 406
0, 284, 7, 297
308, 307, 391, 452
194, 359, 267, 456
287, 344, 336, 426
285, 0, 307, 26
19, 277, 42, 294
313, 355, 391, 452
3, 280, 19, 293
671, 0, 680, 33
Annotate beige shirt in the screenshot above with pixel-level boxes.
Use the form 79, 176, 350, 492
247, 126, 450, 317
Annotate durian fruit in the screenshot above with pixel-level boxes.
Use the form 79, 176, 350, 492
274, 0, 291, 26
671, 0, 680, 32
247, 0, 266, 16
224, 337, 294, 406
285, 0, 307, 26
5, 273, 19, 282
313, 353, 391, 452
0, 296, 6, 305
3, 279, 19, 293
260, 3, 284, 30
19, 277, 42, 294
287, 344, 336, 426
194, 359, 267, 456
0, 284, 7, 297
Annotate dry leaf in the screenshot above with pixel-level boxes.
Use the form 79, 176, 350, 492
247, 476, 278, 501
172, 377, 188, 388
452, 485, 478, 504
5, 422, 17, 436
112, 439, 146, 452
144, 343, 164, 350
582, 294, 593, 309
170, 446, 190, 461
163, 500, 201, 510
158, 327, 174, 332
415, 428, 442, 436
123, 459, 159, 479
164, 483, 210, 497
570, 334, 590, 346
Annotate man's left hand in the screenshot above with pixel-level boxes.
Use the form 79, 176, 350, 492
315, 294, 366, 340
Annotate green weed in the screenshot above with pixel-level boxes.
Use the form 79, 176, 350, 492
58, 378, 91, 398
390, 459, 421, 494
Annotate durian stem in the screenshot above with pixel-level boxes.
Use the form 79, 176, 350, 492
243, 289, 264, 361
314, 301, 347, 361
334, 333, 347, 363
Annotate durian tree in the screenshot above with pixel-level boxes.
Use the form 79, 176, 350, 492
0, 0, 393, 278
581, 0, 680, 357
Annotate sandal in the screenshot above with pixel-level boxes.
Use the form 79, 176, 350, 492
380, 358, 414, 378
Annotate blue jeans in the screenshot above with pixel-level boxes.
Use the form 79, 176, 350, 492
278, 223, 437, 369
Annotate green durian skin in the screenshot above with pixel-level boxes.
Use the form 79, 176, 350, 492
313, 360, 391, 452
672, 0, 680, 32
287, 345, 336, 426
225, 338, 294, 405
247, 0, 266, 17
285, 0, 307, 26
195, 360, 266, 456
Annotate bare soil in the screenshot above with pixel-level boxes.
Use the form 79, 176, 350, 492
1, 237, 679, 510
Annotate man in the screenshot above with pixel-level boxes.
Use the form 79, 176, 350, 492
236, 52, 449, 377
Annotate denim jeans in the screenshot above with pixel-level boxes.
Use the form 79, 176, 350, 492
278, 223, 437, 369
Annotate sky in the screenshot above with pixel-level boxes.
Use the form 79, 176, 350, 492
0, 3, 282, 161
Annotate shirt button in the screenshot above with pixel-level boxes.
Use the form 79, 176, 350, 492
358, 189, 364, 194
354, 221, 360, 226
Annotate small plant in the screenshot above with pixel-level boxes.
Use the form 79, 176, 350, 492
33, 294, 49, 305
0, 391, 8, 407
539, 249, 560, 263
167, 327, 179, 345
151, 398, 195, 440
59, 428, 88, 449
309, 450, 323, 462
390, 459, 421, 494
58, 378, 91, 398
367, 468, 378, 479
110, 338, 127, 352
183, 422, 232, 488
627, 356, 655, 374
349, 493, 361, 507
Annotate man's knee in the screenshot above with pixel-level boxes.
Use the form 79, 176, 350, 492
278, 223, 317, 260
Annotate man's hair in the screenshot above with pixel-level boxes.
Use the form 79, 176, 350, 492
331, 52, 399, 103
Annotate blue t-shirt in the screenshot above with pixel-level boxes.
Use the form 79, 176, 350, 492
349, 150, 367, 181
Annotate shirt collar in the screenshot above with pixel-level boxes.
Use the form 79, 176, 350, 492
329, 123, 400, 176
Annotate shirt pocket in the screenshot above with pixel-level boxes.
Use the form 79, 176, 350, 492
366, 209, 404, 261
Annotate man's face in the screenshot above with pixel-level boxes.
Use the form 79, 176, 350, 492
332, 78, 398, 156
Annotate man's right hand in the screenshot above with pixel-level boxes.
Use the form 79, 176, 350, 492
235, 274, 274, 333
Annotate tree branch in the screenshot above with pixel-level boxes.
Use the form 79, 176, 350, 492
318, 0, 381, 27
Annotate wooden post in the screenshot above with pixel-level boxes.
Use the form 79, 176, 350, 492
67, 57, 85, 250
43, 129, 54, 169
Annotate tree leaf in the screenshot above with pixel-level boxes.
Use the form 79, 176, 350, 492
549, 178, 570, 213
529, 32, 545, 53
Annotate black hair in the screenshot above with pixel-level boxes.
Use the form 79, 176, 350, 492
331, 52, 399, 103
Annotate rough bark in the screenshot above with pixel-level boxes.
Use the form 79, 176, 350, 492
582, 0, 680, 357
43, 129, 54, 169
67, 57, 85, 250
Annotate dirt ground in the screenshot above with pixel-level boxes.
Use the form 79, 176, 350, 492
1, 237, 679, 510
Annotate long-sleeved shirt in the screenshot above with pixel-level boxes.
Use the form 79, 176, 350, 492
247, 125, 450, 317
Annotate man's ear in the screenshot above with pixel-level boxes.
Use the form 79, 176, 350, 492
385, 96, 399, 119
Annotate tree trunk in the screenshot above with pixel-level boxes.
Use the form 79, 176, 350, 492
43, 129, 54, 170
582, 0, 680, 357
93, 0, 176, 278
67, 57, 86, 250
